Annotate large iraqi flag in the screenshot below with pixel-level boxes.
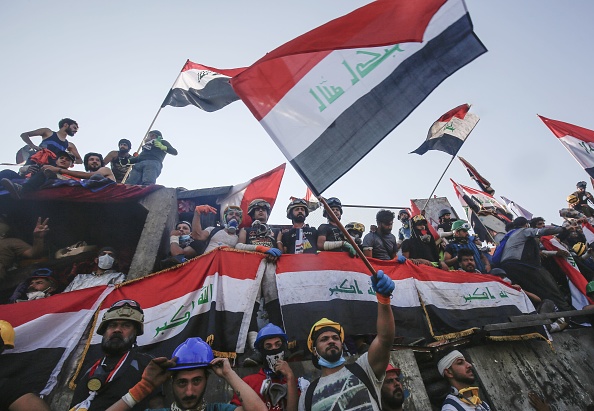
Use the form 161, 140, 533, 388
275, 253, 541, 347
231, 0, 486, 195
161, 60, 246, 112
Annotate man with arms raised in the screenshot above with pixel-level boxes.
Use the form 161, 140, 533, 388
20, 118, 82, 164
106, 337, 268, 411
299, 268, 396, 411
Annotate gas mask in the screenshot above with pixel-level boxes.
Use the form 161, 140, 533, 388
226, 219, 239, 233
252, 220, 272, 237
97, 254, 115, 270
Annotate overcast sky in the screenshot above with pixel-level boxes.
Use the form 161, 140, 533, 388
2, 0, 594, 230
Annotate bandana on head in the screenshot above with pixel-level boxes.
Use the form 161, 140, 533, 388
437, 350, 464, 376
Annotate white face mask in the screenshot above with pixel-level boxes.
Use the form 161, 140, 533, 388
97, 254, 115, 270
27, 291, 48, 300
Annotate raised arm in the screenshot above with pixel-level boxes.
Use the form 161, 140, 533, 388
22, 217, 49, 259
192, 205, 217, 241
211, 358, 267, 411
20, 128, 52, 151
367, 269, 396, 379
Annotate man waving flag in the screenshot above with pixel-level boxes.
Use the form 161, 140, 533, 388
231, 0, 486, 195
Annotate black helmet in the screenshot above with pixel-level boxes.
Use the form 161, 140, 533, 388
398, 209, 410, 220
439, 208, 451, 218
323, 197, 342, 218
286, 198, 309, 219
577, 181, 588, 189
247, 199, 271, 218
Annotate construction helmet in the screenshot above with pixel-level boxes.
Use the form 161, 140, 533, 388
452, 220, 471, 231
169, 337, 214, 370
567, 194, 579, 204
307, 318, 344, 353
97, 300, 144, 336
398, 209, 410, 220
223, 205, 243, 226
439, 209, 452, 218
412, 215, 427, 225
247, 199, 271, 218
577, 181, 588, 189
345, 222, 365, 236
0, 320, 15, 349
323, 197, 342, 218
254, 323, 288, 350
586, 281, 594, 295
573, 242, 588, 257
286, 198, 309, 219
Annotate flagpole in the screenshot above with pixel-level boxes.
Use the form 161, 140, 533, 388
318, 196, 378, 279
421, 117, 480, 211
121, 60, 188, 184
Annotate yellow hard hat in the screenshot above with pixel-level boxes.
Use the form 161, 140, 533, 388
0, 320, 15, 349
567, 194, 579, 204
573, 242, 588, 257
307, 318, 344, 353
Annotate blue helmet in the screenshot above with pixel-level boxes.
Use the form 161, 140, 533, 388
169, 337, 214, 370
254, 323, 288, 350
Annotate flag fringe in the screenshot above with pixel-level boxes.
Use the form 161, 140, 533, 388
487, 333, 553, 350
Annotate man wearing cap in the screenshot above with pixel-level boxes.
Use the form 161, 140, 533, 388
278, 199, 318, 254
105, 139, 133, 183
0, 320, 52, 411
1, 150, 77, 199
64, 247, 126, 292
11, 268, 60, 302
105, 337, 268, 411
443, 221, 490, 273
126, 130, 177, 185
47, 152, 116, 182
299, 269, 396, 411
494, 217, 573, 312
381, 364, 404, 411
231, 324, 298, 411
362, 210, 398, 260
70, 300, 164, 411
437, 349, 490, 410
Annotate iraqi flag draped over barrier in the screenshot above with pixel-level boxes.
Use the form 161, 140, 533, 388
231, 0, 487, 195
275, 253, 542, 347
539, 115, 594, 179
0, 286, 113, 396
217, 163, 286, 228
161, 60, 246, 112
411, 104, 479, 156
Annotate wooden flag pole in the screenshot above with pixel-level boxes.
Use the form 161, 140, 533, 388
121, 60, 188, 184
318, 196, 378, 279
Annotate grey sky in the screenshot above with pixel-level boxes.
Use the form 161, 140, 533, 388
2, 1, 593, 230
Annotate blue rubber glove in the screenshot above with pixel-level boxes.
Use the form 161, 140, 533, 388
397, 255, 406, 264
342, 242, 357, 258
371, 270, 395, 296
265, 248, 283, 257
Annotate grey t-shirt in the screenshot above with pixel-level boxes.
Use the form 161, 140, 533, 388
298, 353, 383, 411
362, 232, 398, 260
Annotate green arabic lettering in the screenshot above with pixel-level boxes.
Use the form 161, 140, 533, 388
579, 141, 594, 154
154, 304, 192, 337
355, 44, 404, 78
353, 280, 363, 294
342, 60, 360, 85
309, 88, 327, 112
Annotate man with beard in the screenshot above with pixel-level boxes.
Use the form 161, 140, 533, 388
44, 152, 116, 182
316, 197, 356, 257
231, 324, 298, 411
70, 300, 164, 411
278, 199, 318, 254
381, 364, 404, 411
299, 268, 396, 411
363, 210, 398, 260
64, 247, 126, 292
105, 337, 267, 411
104, 139, 133, 183
443, 221, 490, 273
437, 350, 491, 411
126, 130, 177, 186
20, 117, 82, 164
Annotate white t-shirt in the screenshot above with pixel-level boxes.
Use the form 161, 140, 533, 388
298, 353, 383, 411
64, 271, 125, 292
204, 227, 238, 253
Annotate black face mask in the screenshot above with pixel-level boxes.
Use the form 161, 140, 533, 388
452, 236, 469, 244
262, 346, 287, 377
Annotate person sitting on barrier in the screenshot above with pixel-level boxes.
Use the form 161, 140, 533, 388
192, 205, 242, 255
278, 199, 318, 254
443, 221, 490, 273
105, 337, 268, 411
437, 349, 491, 411
0, 320, 52, 410
362, 210, 399, 260
401, 215, 447, 270
166, 220, 198, 265
12, 268, 60, 302
298, 269, 396, 411
64, 247, 126, 292
316, 197, 356, 257
382, 363, 405, 411
231, 324, 298, 411
48, 152, 116, 182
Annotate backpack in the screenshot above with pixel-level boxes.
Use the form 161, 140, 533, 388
191, 226, 224, 256
491, 228, 517, 267
304, 362, 380, 411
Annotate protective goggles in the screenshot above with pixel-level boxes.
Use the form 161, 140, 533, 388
108, 299, 143, 313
